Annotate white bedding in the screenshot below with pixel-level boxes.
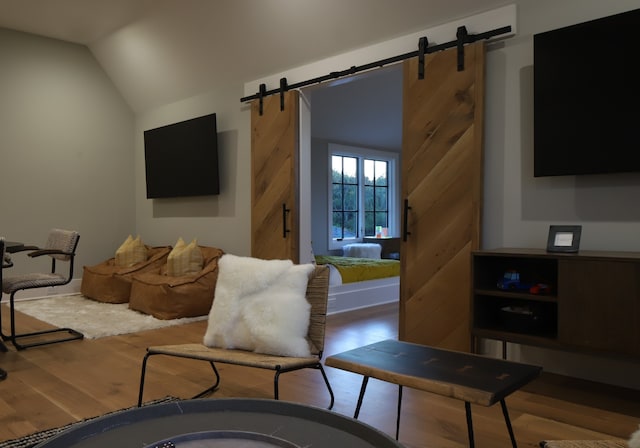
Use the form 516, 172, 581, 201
321, 260, 399, 314
321, 256, 398, 288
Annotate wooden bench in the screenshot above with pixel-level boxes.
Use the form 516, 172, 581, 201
325, 339, 542, 447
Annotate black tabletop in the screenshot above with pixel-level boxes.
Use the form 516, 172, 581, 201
326, 339, 542, 406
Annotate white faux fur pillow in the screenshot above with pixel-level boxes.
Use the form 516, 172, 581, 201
203, 254, 315, 357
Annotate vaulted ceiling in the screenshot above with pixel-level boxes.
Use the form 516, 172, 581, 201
0, 0, 511, 111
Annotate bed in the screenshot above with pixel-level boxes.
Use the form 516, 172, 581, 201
314, 255, 400, 314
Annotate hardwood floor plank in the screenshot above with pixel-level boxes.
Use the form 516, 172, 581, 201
0, 302, 638, 447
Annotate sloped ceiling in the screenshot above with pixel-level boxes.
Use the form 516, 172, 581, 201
0, 0, 511, 112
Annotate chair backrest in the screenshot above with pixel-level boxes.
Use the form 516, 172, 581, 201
306, 265, 330, 357
45, 229, 80, 261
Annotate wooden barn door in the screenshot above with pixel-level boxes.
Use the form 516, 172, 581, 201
400, 42, 485, 351
251, 90, 300, 262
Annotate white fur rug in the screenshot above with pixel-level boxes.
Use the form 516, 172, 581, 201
13, 294, 205, 339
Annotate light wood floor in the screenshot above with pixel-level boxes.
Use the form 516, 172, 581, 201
1, 302, 639, 447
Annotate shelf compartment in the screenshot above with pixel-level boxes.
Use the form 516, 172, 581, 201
471, 328, 561, 349
473, 254, 558, 295
474, 288, 557, 303
473, 295, 557, 338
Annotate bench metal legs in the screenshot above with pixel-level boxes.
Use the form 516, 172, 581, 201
500, 399, 518, 447
353, 376, 401, 440
465, 401, 475, 447
353, 375, 369, 419
353, 376, 518, 447
465, 399, 517, 448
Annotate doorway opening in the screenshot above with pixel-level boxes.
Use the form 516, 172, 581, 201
300, 64, 403, 315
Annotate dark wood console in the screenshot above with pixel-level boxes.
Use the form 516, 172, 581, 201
471, 248, 640, 358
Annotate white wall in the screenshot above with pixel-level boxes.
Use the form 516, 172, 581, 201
0, 28, 135, 277
133, 88, 251, 254
483, 0, 640, 254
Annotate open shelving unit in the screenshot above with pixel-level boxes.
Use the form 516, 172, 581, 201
471, 248, 640, 359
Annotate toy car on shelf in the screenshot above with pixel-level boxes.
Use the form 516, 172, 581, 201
497, 271, 552, 294
529, 283, 551, 294
497, 270, 531, 290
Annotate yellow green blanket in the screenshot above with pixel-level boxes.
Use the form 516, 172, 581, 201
314, 255, 400, 284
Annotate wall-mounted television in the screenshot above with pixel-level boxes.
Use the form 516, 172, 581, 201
533, 8, 640, 177
144, 113, 220, 198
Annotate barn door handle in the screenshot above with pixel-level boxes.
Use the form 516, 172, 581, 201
402, 199, 412, 242
282, 203, 291, 238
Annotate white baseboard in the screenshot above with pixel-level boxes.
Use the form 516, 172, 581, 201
5, 278, 82, 302
327, 277, 399, 315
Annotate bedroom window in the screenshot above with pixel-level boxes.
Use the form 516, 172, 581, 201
363, 158, 389, 236
329, 144, 399, 250
332, 155, 359, 240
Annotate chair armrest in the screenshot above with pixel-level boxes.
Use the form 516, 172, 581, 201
8, 245, 41, 254
27, 249, 74, 258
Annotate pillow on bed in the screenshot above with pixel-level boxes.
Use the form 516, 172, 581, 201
203, 254, 315, 357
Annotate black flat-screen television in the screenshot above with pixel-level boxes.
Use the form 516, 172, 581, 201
533, 8, 640, 177
144, 113, 220, 198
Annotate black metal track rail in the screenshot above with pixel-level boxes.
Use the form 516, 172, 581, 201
240, 25, 512, 105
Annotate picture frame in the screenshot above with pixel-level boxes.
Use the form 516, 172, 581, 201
546, 225, 582, 253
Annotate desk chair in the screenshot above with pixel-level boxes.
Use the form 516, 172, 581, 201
137, 265, 334, 409
1, 229, 84, 350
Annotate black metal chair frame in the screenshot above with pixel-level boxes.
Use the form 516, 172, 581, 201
0, 233, 84, 350
137, 347, 335, 409
0, 238, 11, 379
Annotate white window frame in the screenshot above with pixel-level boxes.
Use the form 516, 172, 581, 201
328, 143, 400, 251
